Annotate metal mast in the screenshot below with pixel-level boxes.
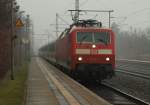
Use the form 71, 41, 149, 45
74, 0, 79, 23
56, 13, 59, 37
10, 0, 14, 80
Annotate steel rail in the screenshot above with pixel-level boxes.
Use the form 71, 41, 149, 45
102, 83, 150, 105
117, 59, 150, 64
116, 69, 150, 79
116, 65, 150, 71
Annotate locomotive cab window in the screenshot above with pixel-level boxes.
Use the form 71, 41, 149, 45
76, 31, 110, 44
77, 32, 93, 43
94, 32, 110, 44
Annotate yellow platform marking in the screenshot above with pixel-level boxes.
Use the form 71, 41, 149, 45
37, 59, 81, 105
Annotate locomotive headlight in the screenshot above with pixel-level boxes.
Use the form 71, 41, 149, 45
78, 57, 82, 61
92, 44, 96, 48
106, 57, 110, 61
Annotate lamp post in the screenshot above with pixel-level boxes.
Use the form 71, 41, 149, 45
10, 0, 14, 80
18, 11, 25, 66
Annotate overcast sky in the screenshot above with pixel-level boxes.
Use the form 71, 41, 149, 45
16, 0, 150, 54
17, 0, 150, 33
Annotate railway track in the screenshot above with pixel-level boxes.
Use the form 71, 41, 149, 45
116, 59, 150, 71
82, 81, 150, 105
76, 60, 150, 105
43, 58, 150, 105
39, 58, 111, 105
116, 68, 150, 79
117, 59, 150, 69
116, 59, 150, 79
101, 83, 150, 105
116, 65, 150, 71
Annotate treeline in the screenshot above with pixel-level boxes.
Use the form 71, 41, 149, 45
111, 23, 150, 60
0, 0, 12, 78
0, 0, 11, 29
0, 0, 31, 79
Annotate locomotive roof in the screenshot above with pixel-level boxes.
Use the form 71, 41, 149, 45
68, 19, 112, 33
69, 26, 112, 33
59, 20, 113, 37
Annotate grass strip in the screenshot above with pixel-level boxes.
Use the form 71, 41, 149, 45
0, 63, 28, 105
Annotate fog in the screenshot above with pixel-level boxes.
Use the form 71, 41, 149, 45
17, 0, 150, 32
17, 0, 150, 55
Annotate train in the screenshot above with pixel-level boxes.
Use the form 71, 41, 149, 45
39, 19, 115, 81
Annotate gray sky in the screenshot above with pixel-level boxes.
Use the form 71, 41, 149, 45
17, 0, 150, 33
17, 0, 150, 54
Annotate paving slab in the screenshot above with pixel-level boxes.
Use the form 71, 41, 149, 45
26, 58, 59, 105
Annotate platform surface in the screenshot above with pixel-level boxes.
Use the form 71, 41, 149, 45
25, 57, 111, 105
26, 58, 59, 105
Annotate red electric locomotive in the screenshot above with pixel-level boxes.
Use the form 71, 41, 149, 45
40, 19, 115, 81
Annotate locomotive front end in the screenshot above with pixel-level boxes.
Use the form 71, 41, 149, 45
72, 28, 115, 80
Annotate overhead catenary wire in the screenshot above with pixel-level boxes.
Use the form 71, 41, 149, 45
131, 20, 150, 26
57, 15, 70, 25
94, 0, 110, 10
112, 7, 150, 27
123, 8, 150, 18
79, 0, 89, 8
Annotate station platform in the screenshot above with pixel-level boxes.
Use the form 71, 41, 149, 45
25, 57, 111, 105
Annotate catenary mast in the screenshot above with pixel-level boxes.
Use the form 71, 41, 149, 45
74, 0, 79, 23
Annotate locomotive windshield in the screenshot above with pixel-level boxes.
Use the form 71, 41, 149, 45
77, 32, 110, 44
77, 32, 93, 43
94, 32, 110, 44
